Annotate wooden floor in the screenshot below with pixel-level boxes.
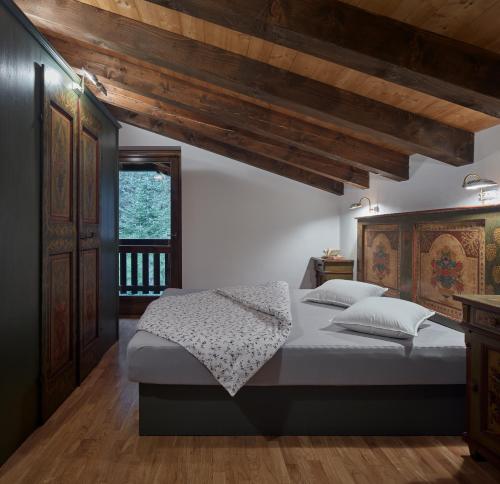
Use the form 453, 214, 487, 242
2, 321, 500, 484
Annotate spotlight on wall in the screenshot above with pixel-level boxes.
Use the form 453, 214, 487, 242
72, 75, 84, 96
81, 68, 108, 96
462, 173, 498, 201
349, 196, 379, 213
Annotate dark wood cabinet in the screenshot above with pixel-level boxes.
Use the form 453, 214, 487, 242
455, 295, 500, 467
1, 0, 119, 462
312, 258, 354, 287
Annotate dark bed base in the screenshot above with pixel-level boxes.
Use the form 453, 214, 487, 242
139, 383, 466, 436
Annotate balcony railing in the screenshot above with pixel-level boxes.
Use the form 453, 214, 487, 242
119, 239, 170, 296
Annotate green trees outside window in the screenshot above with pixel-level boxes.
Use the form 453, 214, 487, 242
119, 170, 171, 239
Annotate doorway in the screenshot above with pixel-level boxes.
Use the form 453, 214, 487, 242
118, 147, 182, 316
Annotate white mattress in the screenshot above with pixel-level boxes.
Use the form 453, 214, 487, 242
127, 289, 466, 386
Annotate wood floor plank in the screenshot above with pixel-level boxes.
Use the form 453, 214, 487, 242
1, 319, 500, 484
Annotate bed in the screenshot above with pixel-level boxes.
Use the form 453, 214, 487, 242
128, 288, 466, 436
127, 204, 500, 436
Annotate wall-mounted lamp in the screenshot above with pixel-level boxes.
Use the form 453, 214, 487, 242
72, 75, 84, 96
349, 196, 379, 213
462, 173, 498, 201
81, 68, 108, 96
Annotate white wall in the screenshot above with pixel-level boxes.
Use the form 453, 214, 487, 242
339, 125, 500, 263
119, 123, 340, 289
120, 122, 500, 287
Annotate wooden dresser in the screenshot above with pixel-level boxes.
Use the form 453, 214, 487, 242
454, 294, 500, 466
312, 257, 354, 287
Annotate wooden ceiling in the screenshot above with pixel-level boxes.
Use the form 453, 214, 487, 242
345, 0, 500, 54
15, 0, 500, 195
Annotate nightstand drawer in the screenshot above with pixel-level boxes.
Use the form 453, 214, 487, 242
473, 308, 500, 334
319, 273, 353, 282
312, 257, 354, 287
322, 264, 354, 274
314, 260, 353, 272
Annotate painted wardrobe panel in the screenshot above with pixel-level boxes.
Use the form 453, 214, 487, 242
40, 58, 80, 421
78, 94, 119, 382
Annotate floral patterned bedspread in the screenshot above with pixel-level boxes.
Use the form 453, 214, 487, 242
137, 281, 292, 396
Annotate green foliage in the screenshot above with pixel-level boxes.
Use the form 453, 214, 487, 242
119, 170, 171, 239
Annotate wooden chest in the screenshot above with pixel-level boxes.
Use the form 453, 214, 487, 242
454, 294, 500, 467
312, 257, 354, 287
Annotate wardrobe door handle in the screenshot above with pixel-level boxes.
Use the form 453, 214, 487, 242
79, 232, 96, 240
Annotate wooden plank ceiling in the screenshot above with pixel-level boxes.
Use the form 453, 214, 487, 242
15, 0, 500, 195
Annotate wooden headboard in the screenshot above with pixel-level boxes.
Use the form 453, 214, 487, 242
357, 204, 500, 322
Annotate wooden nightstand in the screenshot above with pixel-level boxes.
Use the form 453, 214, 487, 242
454, 294, 500, 466
312, 257, 354, 287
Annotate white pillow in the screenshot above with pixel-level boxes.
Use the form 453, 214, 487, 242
331, 297, 435, 339
303, 279, 387, 307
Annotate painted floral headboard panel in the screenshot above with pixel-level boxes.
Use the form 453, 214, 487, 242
414, 221, 485, 321
357, 205, 500, 322
362, 224, 400, 298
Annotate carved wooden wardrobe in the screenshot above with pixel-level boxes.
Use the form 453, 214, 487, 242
41, 67, 119, 419
1, 1, 119, 464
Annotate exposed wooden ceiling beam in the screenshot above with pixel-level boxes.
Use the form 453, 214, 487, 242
108, 90, 369, 188
49, 34, 407, 181
87, 79, 369, 187
17, 0, 474, 166
147, 0, 500, 118
108, 106, 345, 196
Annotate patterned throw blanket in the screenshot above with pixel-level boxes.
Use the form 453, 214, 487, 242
137, 281, 292, 396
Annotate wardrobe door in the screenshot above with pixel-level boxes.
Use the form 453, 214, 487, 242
41, 65, 79, 420
77, 98, 101, 381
